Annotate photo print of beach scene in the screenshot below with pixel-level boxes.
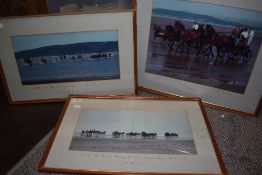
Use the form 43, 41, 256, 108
70, 109, 196, 155
11, 30, 120, 85
146, 0, 262, 94
46, 0, 132, 13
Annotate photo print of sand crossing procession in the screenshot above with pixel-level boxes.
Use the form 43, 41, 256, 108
146, 0, 262, 94
70, 109, 196, 155
11, 30, 120, 85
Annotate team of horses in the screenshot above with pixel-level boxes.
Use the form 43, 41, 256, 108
80, 130, 178, 139
152, 20, 252, 64
81, 129, 106, 137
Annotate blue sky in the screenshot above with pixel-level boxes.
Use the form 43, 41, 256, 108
153, 0, 262, 25
11, 30, 118, 52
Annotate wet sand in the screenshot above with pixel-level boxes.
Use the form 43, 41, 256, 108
70, 136, 197, 155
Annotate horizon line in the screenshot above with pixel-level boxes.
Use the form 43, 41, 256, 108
14, 40, 119, 53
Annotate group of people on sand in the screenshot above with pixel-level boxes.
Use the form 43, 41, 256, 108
192, 22, 255, 48
231, 26, 254, 48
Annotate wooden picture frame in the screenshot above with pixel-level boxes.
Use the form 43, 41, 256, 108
137, 0, 262, 115
0, 8, 137, 104
39, 95, 227, 175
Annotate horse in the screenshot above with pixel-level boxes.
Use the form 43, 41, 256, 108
211, 34, 237, 65
213, 35, 231, 55
232, 43, 252, 63
205, 25, 217, 39
166, 20, 187, 53
164, 25, 179, 50
112, 131, 125, 137
174, 20, 185, 32
174, 20, 204, 56
196, 24, 218, 62
180, 31, 198, 55
141, 131, 157, 138
152, 24, 168, 44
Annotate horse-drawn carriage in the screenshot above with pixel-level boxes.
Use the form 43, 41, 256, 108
112, 131, 125, 137
152, 21, 253, 64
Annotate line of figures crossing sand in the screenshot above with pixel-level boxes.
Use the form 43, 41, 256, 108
152, 20, 255, 64
21, 52, 116, 67
80, 129, 178, 138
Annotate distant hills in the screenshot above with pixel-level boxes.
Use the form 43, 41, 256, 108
15, 41, 118, 59
152, 8, 262, 31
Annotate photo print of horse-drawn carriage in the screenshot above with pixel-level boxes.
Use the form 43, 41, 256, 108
146, 0, 262, 94
70, 109, 196, 155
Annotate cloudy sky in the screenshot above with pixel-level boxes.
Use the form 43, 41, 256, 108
75, 109, 193, 138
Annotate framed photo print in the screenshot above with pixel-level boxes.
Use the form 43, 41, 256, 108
39, 95, 227, 175
46, 0, 133, 13
0, 10, 136, 103
137, 0, 262, 115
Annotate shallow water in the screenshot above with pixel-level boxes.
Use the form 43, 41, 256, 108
16, 53, 120, 85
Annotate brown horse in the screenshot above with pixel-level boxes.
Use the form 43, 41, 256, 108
202, 25, 218, 59
213, 35, 235, 57
181, 31, 198, 55
174, 20, 185, 32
